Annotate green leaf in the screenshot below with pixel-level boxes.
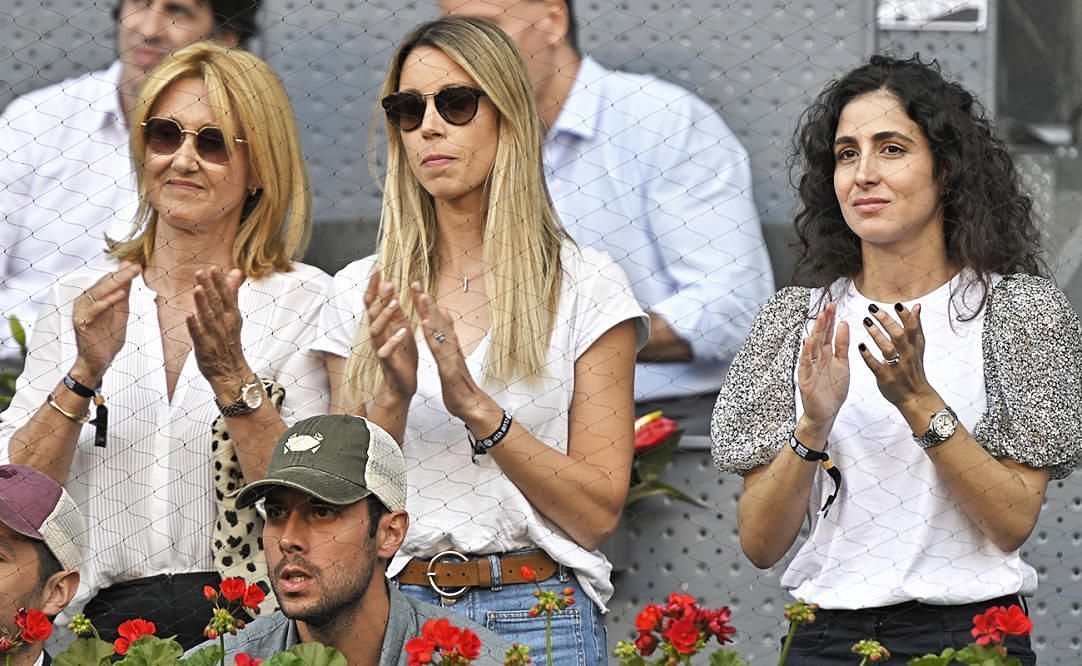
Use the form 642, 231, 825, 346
906, 648, 957, 665
287, 642, 349, 666
635, 432, 683, 482
116, 635, 185, 665
8, 316, 26, 354
708, 648, 749, 666
52, 637, 116, 666
263, 654, 305, 666
179, 645, 224, 666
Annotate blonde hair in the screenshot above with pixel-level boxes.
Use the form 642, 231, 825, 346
110, 41, 311, 278
346, 17, 567, 403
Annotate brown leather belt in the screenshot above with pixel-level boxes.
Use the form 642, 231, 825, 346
397, 549, 558, 599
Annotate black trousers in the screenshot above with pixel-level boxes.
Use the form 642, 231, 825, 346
782, 595, 1036, 665
82, 572, 223, 651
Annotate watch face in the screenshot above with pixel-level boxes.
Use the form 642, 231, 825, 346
931, 410, 956, 438
240, 383, 264, 409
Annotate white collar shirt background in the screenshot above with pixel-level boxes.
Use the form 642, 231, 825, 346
543, 55, 775, 402
0, 61, 137, 359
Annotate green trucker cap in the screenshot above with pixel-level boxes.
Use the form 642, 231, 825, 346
236, 414, 406, 511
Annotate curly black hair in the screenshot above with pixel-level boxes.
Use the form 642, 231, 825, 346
790, 54, 1045, 303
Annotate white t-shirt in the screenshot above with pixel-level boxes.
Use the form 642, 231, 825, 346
315, 243, 648, 608
0, 261, 332, 622
786, 273, 1038, 607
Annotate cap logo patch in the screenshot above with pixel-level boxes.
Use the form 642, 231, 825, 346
283, 432, 324, 454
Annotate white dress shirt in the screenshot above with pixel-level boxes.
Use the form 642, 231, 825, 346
0, 261, 332, 624
0, 61, 137, 357
544, 56, 774, 401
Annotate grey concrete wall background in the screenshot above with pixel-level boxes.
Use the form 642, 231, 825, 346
3, 1, 1082, 663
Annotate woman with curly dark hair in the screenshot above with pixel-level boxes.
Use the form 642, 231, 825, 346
711, 54, 1081, 663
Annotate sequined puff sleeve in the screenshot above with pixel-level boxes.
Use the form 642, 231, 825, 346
710, 287, 811, 475
973, 274, 1082, 479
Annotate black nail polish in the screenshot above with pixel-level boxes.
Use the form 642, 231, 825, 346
868, 304, 879, 313
863, 317, 873, 327
894, 302, 904, 312
858, 343, 867, 352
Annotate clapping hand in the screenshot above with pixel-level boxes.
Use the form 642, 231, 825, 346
71, 262, 141, 382
858, 302, 932, 407
365, 270, 418, 400
797, 301, 850, 434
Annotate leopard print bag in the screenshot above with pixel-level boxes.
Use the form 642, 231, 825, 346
210, 378, 282, 616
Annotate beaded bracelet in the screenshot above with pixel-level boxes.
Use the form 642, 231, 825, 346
467, 410, 513, 464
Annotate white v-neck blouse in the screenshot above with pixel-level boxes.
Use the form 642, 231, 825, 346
316, 243, 648, 609
0, 261, 332, 620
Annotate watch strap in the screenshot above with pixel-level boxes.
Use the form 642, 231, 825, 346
216, 376, 262, 417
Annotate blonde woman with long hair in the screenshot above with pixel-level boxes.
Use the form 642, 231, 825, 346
1, 42, 330, 647
316, 17, 646, 663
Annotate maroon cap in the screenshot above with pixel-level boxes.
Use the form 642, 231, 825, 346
0, 465, 85, 569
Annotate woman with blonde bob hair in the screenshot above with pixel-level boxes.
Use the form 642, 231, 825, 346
316, 17, 647, 663
2, 41, 330, 647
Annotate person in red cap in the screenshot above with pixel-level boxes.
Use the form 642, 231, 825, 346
0, 464, 84, 666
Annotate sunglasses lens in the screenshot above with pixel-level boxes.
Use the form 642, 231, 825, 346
196, 128, 230, 164
144, 118, 182, 154
436, 87, 481, 125
383, 93, 425, 132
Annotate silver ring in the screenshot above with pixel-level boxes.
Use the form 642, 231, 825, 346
433, 330, 447, 344
886, 355, 901, 366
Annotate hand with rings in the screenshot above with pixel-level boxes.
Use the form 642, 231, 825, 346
364, 270, 418, 401
857, 301, 932, 406
70, 262, 142, 384
410, 281, 484, 421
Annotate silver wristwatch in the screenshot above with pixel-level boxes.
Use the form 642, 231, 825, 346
913, 406, 958, 449
216, 377, 264, 417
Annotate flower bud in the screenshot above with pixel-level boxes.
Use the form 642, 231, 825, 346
204, 628, 218, 640
203, 586, 218, 601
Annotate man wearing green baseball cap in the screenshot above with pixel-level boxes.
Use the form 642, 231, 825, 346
195, 414, 511, 665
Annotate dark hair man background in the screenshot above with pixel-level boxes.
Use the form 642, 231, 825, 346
195, 415, 511, 665
0, 464, 85, 666
0, 0, 261, 368
442, 0, 775, 435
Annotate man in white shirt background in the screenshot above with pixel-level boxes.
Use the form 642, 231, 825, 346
0, 0, 260, 369
442, 0, 775, 435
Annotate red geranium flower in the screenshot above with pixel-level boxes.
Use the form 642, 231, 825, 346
519, 565, 536, 582
634, 416, 678, 454
707, 607, 737, 644
634, 631, 659, 656
457, 629, 482, 660
242, 583, 266, 611
662, 615, 701, 655
114, 618, 157, 655
235, 654, 264, 666
663, 593, 698, 620
972, 605, 1033, 646
15, 608, 53, 644
635, 604, 663, 633
424, 618, 462, 651
405, 636, 436, 665
996, 605, 1033, 637
219, 577, 247, 602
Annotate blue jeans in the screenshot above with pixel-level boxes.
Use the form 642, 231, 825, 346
395, 562, 607, 665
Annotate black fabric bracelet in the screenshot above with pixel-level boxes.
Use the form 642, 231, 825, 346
467, 410, 513, 464
63, 373, 97, 399
789, 436, 842, 517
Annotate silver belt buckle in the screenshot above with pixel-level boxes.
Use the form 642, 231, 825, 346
427, 550, 470, 604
